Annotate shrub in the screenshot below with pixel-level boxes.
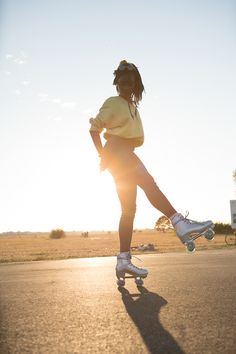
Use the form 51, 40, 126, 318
214, 223, 233, 234
81, 231, 89, 238
49, 229, 65, 239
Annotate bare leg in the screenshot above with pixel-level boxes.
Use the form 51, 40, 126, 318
115, 179, 137, 252
140, 178, 176, 218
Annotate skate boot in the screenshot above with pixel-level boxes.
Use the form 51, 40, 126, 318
170, 212, 215, 252
116, 252, 148, 287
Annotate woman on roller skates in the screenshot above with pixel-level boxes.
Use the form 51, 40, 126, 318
89, 60, 214, 285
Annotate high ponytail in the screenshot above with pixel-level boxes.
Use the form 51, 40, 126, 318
113, 60, 145, 106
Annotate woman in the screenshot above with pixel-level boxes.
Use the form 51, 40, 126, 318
89, 60, 213, 281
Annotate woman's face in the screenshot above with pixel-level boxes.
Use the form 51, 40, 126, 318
117, 72, 136, 98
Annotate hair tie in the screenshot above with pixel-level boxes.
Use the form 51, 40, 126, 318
119, 59, 128, 65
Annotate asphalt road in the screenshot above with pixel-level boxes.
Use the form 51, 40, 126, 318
0, 249, 236, 354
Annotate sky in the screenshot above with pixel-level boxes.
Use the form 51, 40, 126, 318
0, 0, 235, 232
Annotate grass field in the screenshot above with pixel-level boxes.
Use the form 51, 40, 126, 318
0, 230, 234, 263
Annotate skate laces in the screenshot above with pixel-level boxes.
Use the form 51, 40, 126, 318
129, 254, 145, 271
182, 211, 191, 224
172, 212, 211, 229
131, 255, 142, 262
174, 211, 192, 226
181, 211, 204, 225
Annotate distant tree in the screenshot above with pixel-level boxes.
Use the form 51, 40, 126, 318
233, 170, 236, 181
214, 223, 233, 234
49, 229, 65, 239
155, 216, 173, 232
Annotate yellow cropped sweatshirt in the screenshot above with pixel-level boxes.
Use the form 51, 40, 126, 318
89, 96, 144, 147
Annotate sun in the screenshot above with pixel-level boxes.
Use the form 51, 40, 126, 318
72, 163, 120, 231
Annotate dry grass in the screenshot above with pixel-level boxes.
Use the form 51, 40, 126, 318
0, 230, 233, 263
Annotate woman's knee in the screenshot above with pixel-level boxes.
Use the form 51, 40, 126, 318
120, 205, 136, 220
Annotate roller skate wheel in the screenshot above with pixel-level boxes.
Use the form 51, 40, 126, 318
186, 241, 195, 253
117, 279, 125, 287
135, 278, 144, 286
204, 229, 215, 241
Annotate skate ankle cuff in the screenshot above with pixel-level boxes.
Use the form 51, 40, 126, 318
170, 213, 183, 227
170, 212, 179, 220
117, 251, 131, 259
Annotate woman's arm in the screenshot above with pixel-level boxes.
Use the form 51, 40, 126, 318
89, 131, 104, 156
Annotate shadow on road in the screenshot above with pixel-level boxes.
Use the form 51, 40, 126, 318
118, 286, 185, 354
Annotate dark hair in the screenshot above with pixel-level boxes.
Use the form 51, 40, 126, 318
113, 60, 145, 106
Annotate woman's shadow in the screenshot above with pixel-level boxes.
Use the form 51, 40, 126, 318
118, 286, 185, 354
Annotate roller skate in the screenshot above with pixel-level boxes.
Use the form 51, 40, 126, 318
116, 252, 148, 287
170, 212, 215, 252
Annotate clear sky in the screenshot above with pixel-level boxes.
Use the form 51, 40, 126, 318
0, 0, 235, 232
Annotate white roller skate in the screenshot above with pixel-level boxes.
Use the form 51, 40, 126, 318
116, 252, 148, 287
170, 212, 215, 252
